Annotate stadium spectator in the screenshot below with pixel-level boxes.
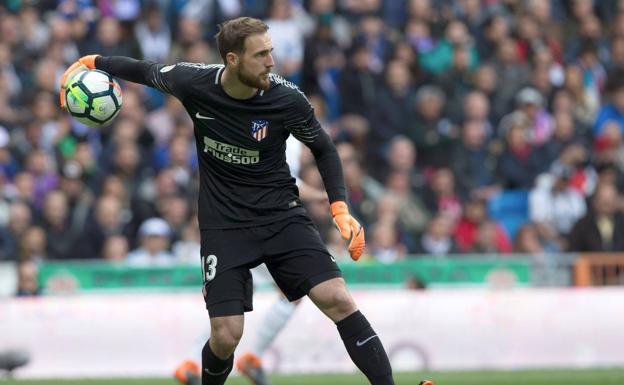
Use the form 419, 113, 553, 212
568, 182, 624, 252
169, 16, 203, 62
39, 190, 75, 260
476, 13, 510, 61
512, 87, 554, 146
58, 161, 95, 235
451, 119, 498, 200
80, 17, 138, 57
160, 135, 196, 186
72, 194, 131, 259
384, 170, 430, 235
404, 18, 434, 56
490, 37, 531, 116
529, 163, 587, 239
25, 150, 59, 210
127, 217, 174, 266
162, 196, 191, 244
454, 198, 511, 253
172, 220, 201, 264
595, 162, 624, 197
457, 90, 494, 135
470, 220, 512, 254
563, 63, 600, 131
379, 135, 426, 193
414, 214, 459, 256
338, 41, 378, 117
264, 0, 308, 83
422, 167, 462, 224
134, 3, 172, 62
368, 221, 406, 264
101, 235, 129, 261
419, 18, 477, 75
11, 172, 36, 209
391, 39, 429, 87
496, 114, 542, 189
18, 225, 47, 262
530, 48, 562, 98
132, 167, 187, 237
407, 85, 457, 168
557, 142, 597, 197
371, 193, 416, 255
537, 111, 583, 167
354, 12, 393, 74
436, 40, 476, 119
301, 13, 345, 116
516, 13, 562, 65
470, 64, 504, 124
4, 201, 32, 260
15, 259, 40, 296
514, 222, 561, 254
369, 59, 415, 159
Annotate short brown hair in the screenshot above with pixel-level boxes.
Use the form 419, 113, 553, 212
215, 17, 269, 63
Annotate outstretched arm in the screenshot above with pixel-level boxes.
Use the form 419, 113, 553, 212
60, 55, 194, 107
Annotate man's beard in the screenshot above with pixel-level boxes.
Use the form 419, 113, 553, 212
237, 64, 271, 91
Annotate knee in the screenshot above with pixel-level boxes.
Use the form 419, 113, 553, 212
316, 285, 357, 320
328, 287, 357, 316
309, 278, 358, 321
210, 319, 243, 356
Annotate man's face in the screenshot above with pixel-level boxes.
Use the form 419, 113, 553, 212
593, 185, 618, 216
234, 32, 274, 90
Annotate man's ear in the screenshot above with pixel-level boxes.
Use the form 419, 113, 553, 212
226, 52, 239, 66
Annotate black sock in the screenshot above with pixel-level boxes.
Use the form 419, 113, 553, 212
202, 339, 233, 385
336, 311, 394, 385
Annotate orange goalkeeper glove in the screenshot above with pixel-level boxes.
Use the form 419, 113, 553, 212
59, 54, 99, 108
331, 201, 365, 261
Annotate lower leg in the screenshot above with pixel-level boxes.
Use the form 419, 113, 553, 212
309, 278, 394, 385
202, 340, 233, 385
336, 310, 394, 385
202, 314, 244, 385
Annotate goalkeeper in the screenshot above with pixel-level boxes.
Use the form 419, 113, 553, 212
60, 16, 431, 385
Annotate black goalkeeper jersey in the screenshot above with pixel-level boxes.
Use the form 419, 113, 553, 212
96, 57, 345, 229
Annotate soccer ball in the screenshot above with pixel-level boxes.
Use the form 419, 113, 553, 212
65, 69, 122, 126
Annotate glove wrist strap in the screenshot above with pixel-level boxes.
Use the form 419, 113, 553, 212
330, 201, 349, 217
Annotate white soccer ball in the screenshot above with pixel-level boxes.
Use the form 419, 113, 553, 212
65, 69, 123, 127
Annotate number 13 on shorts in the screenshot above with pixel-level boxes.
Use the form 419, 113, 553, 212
201, 254, 218, 282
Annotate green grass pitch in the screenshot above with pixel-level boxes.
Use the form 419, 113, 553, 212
4, 368, 624, 385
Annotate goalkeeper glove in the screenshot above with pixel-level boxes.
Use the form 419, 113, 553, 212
59, 54, 99, 108
331, 201, 365, 261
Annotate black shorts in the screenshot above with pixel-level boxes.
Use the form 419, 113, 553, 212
200, 214, 342, 317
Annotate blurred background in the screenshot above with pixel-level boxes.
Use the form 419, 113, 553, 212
1, 0, 624, 384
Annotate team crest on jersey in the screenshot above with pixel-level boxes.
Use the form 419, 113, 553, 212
250, 119, 269, 142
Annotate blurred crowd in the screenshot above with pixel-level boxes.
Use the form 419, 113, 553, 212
3, 0, 624, 295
